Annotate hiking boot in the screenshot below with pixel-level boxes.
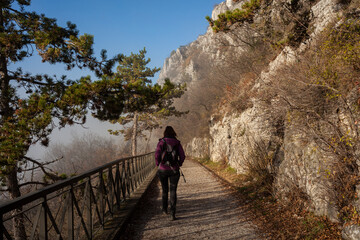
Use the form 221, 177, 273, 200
161, 208, 168, 215
170, 213, 177, 221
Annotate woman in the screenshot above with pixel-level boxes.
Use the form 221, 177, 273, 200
155, 126, 185, 220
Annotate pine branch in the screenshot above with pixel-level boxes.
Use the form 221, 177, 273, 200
5, 7, 28, 17
9, 75, 54, 86
23, 156, 65, 181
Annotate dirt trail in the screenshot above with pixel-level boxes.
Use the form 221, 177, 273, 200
121, 160, 263, 240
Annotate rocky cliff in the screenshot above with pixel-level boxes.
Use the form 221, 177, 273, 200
158, 0, 360, 239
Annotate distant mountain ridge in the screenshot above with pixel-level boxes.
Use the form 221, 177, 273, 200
158, 0, 244, 85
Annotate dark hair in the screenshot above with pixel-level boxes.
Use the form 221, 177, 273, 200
163, 126, 177, 138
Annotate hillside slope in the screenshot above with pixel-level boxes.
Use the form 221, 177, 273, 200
158, 0, 360, 238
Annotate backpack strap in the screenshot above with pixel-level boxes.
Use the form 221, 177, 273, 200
160, 138, 167, 164
160, 138, 179, 169
161, 138, 167, 151
162, 138, 177, 154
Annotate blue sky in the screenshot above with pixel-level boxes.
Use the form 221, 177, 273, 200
24, 0, 224, 158
17, 0, 223, 82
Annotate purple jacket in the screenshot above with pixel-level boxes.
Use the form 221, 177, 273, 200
155, 137, 185, 170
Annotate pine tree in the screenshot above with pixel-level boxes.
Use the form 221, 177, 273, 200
0, 2, 186, 238
0, 1, 120, 238
108, 49, 186, 156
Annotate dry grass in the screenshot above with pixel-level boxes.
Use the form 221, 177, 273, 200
195, 157, 342, 239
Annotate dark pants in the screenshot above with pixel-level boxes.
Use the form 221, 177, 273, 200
157, 169, 180, 216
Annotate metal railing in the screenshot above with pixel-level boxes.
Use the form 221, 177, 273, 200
0, 152, 156, 240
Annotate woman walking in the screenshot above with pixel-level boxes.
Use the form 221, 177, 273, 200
155, 126, 185, 220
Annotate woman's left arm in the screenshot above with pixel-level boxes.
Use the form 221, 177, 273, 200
178, 143, 186, 166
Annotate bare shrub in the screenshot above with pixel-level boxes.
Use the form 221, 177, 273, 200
222, 73, 257, 112
242, 136, 277, 196
261, 14, 360, 223
45, 132, 121, 175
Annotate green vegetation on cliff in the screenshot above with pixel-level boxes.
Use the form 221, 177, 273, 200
206, 0, 263, 32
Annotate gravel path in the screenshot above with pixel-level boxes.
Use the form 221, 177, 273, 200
121, 160, 263, 240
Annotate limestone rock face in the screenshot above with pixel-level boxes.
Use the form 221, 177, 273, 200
275, 118, 339, 221
158, 46, 195, 85
211, 0, 244, 20
158, 0, 359, 235
343, 225, 360, 240
203, 0, 343, 223
185, 137, 210, 159
157, 0, 243, 86
209, 101, 280, 174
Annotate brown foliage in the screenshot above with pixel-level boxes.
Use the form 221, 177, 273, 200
262, 14, 360, 225
46, 132, 122, 175
241, 136, 277, 196
197, 158, 342, 239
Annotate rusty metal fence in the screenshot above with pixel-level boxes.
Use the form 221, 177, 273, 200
0, 152, 156, 240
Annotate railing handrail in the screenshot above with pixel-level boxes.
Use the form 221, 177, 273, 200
0, 152, 155, 214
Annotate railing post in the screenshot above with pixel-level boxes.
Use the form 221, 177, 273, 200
68, 188, 74, 240
86, 178, 92, 238
108, 167, 114, 214
115, 164, 121, 208
143, 155, 147, 179
0, 214, 3, 240
121, 161, 126, 200
125, 160, 130, 198
145, 155, 148, 175
132, 157, 137, 189
136, 156, 140, 185
138, 156, 142, 182
0, 215, 11, 240
142, 156, 146, 178
127, 159, 134, 194
99, 170, 104, 226
39, 197, 48, 240
146, 155, 150, 175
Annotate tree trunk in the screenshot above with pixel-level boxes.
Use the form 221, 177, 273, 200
0, 9, 10, 118
131, 112, 138, 156
0, 8, 27, 240
7, 166, 28, 240
0, 62, 9, 116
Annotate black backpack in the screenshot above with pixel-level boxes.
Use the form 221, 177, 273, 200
161, 139, 179, 167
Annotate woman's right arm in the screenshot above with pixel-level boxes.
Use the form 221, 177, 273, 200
178, 143, 185, 166
154, 141, 163, 166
